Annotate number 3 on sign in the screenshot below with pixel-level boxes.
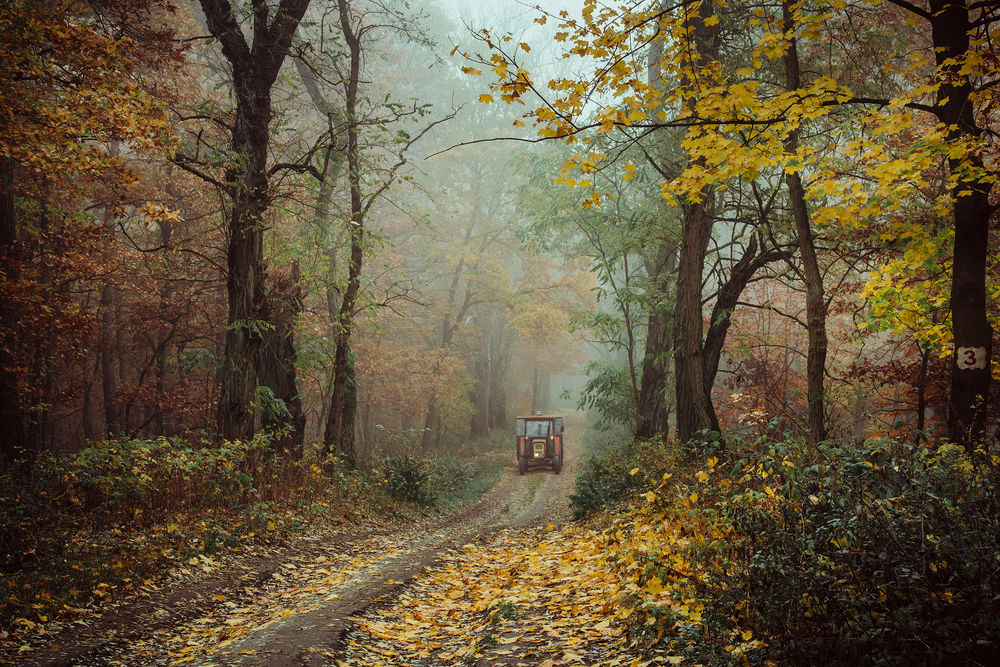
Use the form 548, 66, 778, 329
956, 346, 988, 370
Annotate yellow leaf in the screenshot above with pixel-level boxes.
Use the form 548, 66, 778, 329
742, 630, 753, 640
479, 94, 494, 103
267, 520, 276, 531
629, 467, 640, 476
461, 66, 482, 76
689, 492, 699, 502
520, 42, 531, 52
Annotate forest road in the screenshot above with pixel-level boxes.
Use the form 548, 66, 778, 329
24, 416, 582, 667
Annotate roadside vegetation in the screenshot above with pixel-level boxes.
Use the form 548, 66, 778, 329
570, 427, 1000, 664
0, 429, 509, 633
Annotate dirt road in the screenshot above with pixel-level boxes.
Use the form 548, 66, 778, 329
18, 418, 583, 666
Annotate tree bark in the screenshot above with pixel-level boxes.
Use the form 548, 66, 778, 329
782, 0, 828, 447
100, 146, 122, 434
99, 283, 121, 434
923, 0, 995, 446
323, 0, 363, 465
916, 344, 929, 442
258, 263, 305, 455
490, 328, 512, 429
636, 241, 677, 440
200, 0, 312, 443
82, 358, 98, 441
674, 200, 717, 442
422, 225, 474, 448
0, 157, 25, 464
672, 0, 720, 443
153, 217, 174, 435
703, 235, 785, 391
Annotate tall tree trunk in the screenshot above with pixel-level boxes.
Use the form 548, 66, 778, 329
782, 0, 828, 446
82, 357, 98, 441
200, 0, 312, 443
915, 343, 929, 442
638, 16, 679, 443
490, 384, 507, 429
258, 263, 305, 455
470, 310, 491, 438
674, 200, 716, 441
324, 0, 363, 465
422, 229, 473, 449
99, 283, 121, 434
99, 141, 122, 435
153, 217, 173, 435
702, 234, 784, 420
672, 0, 720, 443
636, 241, 677, 440
421, 402, 440, 450
0, 157, 25, 463
489, 328, 512, 429
924, 0, 994, 446
472, 308, 512, 436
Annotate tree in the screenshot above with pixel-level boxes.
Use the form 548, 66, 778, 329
0, 0, 179, 463
198, 0, 312, 442
914, 0, 997, 445
310, 0, 448, 463
467, 0, 998, 448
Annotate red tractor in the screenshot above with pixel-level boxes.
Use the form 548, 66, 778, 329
515, 415, 564, 475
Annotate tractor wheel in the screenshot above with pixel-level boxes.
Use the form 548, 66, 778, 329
553, 455, 562, 474
518, 456, 526, 476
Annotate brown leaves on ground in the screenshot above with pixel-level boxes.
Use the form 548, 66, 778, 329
131, 534, 404, 664
341, 523, 671, 666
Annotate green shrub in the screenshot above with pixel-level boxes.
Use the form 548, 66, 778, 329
624, 434, 1000, 665
380, 453, 440, 506
433, 454, 476, 496
571, 429, 678, 518
0, 433, 371, 628
732, 438, 999, 664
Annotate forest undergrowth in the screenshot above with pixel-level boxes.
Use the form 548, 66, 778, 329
0, 429, 508, 638
567, 426, 1000, 665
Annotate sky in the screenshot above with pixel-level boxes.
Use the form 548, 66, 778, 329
435, 0, 590, 81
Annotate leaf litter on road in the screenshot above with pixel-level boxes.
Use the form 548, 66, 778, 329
341, 523, 652, 666
126, 532, 411, 664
